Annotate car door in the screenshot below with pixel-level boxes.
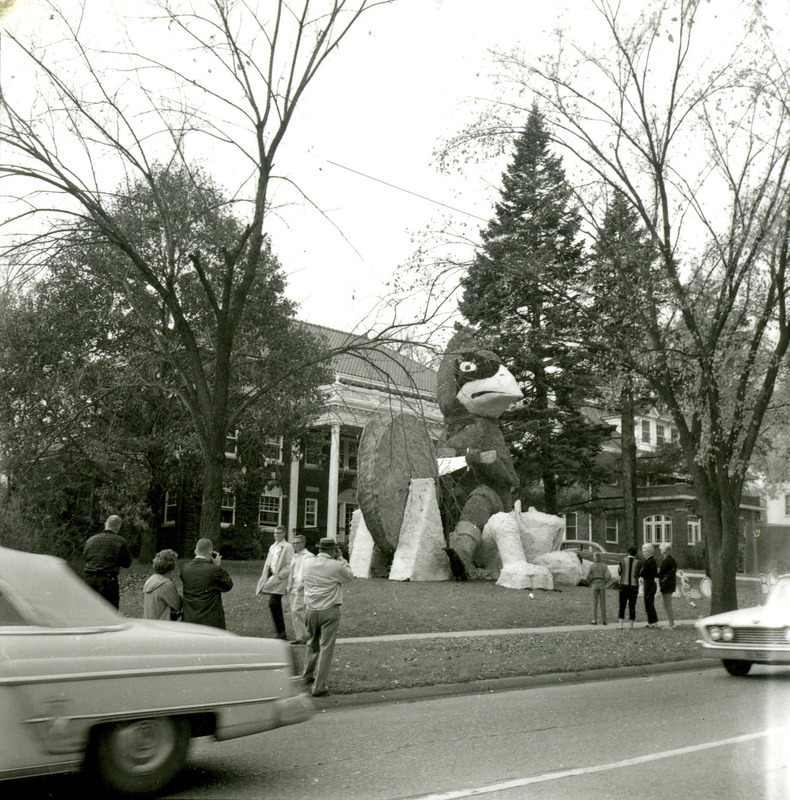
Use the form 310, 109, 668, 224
0, 591, 82, 779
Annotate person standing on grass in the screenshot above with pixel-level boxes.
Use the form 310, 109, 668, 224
287, 533, 315, 644
658, 542, 678, 629
143, 548, 182, 620
589, 552, 609, 625
83, 514, 131, 609
301, 538, 354, 698
618, 546, 640, 628
641, 542, 659, 628
181, 538, 233, 629
256, 525, 294, 640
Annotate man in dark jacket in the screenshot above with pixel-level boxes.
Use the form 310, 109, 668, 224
641, 542, 659, 628
181, 538, 234, 629
618, 546, 640, 629
83, 514, 131, 608
658, 542, 678, 628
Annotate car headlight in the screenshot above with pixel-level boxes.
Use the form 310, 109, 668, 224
709, 626, 722, 641
721, 626, 735, 642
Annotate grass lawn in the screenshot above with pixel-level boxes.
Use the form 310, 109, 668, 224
118, 560, 764, 695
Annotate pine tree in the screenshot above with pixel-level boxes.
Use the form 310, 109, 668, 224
459, 105, 611, 514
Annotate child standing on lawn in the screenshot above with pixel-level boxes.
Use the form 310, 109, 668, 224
589, 552, 609, 625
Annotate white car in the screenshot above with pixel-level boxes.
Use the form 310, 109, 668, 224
695, 573, 790, 676
0, 546, 312, 795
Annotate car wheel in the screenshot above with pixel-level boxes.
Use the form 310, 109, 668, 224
89, 716, 190, 795
723, 659, 752, 677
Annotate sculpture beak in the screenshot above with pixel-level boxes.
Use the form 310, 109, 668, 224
457, 365, 522, 418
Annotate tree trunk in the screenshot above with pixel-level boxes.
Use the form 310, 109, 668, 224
199, 452, 225, 551
694, 472, 740, 614
620, 382, 638, 550
543, 468, 558, 516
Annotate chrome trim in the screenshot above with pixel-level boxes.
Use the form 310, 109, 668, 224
0, 625, 128, 635
23, 693, 294, 725
696, 640, 790, 663
0, 759, 82, 778
0, 661, 290, 686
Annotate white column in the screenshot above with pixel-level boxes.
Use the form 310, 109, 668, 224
326, 422, 340, 540
288, 444, 300, 541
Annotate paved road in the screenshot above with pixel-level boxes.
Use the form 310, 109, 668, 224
158, 661, 790, 800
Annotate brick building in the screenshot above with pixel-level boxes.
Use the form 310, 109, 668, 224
562, 408, 764, 571
156, 324, 442, 557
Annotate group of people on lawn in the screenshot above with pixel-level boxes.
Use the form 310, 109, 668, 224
84, 516, 352, 698
589, 542, 677, 629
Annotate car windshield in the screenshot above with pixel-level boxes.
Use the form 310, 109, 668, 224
0, 546, 122, 628
768, 577, 790, 605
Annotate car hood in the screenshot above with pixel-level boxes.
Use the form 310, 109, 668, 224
697, 603, 790, 628
1, 618, 292, 680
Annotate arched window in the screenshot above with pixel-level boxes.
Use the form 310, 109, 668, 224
643, 514, 672, 545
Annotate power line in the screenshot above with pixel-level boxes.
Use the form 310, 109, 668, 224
325, 159, 489, 223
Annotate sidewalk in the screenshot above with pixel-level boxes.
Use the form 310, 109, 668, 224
337, 618, 699, 644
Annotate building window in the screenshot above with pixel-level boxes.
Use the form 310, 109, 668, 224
304, 497, 318, 528
643, 514, 672, 544
605, 516, 619, 544
337, 502, 358, 542
339, 435, 359, 472
784, 494, 790, 517
220, 491, 236, 528
656, 424, 665, 445
262, 435, 283, 464
641, 420, 651, 443
564, 511, 577, 539
671, 427, 679, 443
258, 489, 283, 529
163, 491, 178, 527
225, 429, 238, 459
688, 515, 702, 545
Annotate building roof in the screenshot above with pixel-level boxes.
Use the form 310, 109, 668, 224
302, 322, 437, 398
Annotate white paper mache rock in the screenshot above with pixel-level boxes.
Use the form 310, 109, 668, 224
532, 550, 585, 586
512, 502, 565, 560
481, 511, 553, 590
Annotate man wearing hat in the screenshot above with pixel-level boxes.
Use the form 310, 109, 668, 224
287, 533, 315, 644
256, 525, 294, 639
301, 537, 355, 697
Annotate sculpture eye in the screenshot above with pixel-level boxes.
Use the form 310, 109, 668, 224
458, 360, 477, 374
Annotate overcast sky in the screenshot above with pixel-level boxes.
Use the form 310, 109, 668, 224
261, 0, 569, 330
10, 1, 783, 334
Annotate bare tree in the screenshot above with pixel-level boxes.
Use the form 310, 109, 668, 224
0, 0, 400, 540
443, 0, 790, 613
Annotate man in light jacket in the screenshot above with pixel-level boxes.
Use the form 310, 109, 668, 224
256, 525, 294, 640
301, 537, 355, 697
287, 533, 315, 644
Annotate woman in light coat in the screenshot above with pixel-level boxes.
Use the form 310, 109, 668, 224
143, 549, 182, 620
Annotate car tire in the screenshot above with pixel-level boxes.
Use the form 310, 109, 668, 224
89, 716, 190, 795
723, 659, 752, 677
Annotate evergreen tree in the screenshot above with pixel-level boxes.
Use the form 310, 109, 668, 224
459, 105, 611, 514
588, 191, 660, 548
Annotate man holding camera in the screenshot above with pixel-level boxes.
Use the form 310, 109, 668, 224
181, 538, 234, 629
301, 537, 355, 697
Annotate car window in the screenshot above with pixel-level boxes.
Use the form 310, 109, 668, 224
0, 591, 27, 625
769, 579, 790, 604
0, 549, 121, 628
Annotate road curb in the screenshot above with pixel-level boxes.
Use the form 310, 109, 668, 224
311, 658, 718, 710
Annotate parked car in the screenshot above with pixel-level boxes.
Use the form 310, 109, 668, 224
559, 539, 625, 566
695, 573, 790, 676
0, 546, 312, 795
